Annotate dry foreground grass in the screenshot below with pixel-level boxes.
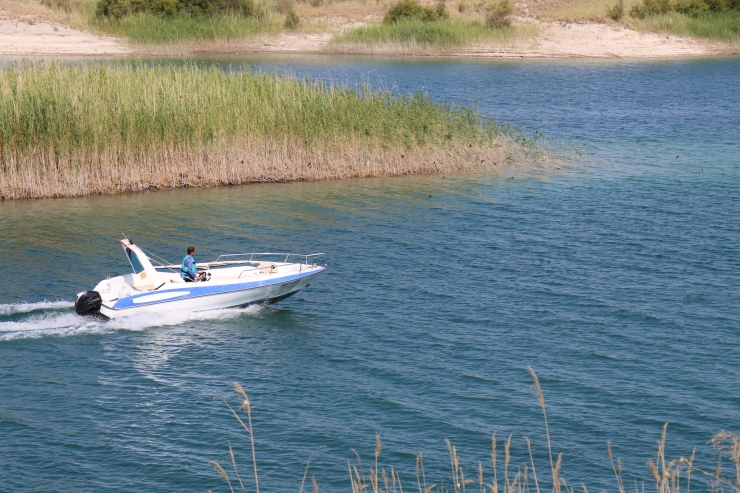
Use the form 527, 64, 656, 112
0, 0, 734, 57
212, 369, 740, 493
0, 63, 571, 200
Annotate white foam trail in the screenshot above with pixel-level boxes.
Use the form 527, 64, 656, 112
0, 300, 74, 316
106, 304, 266, 331
0, 301, 268, 341
0, 312, 108, 341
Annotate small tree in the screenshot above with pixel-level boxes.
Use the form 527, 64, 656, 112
95, 0, 129, 18
383, 0, 448, 23
436, 0, 449, 18
485, 0, 512, 27
629, 0, 672, 17
284, 6, 300, 28
606, 0, 624, 19
96, 0, 258, 18
674, 0, 710, 16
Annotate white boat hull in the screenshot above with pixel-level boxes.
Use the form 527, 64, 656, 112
76, 240, 326, 319
98, 268, 323, 319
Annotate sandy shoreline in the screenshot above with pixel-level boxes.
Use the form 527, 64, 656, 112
0, 12, 734, 59
0, 16, 131, 56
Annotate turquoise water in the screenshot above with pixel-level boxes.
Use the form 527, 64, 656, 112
1, 56, 739, 492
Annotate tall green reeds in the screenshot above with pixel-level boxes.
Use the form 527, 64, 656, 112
331, 18, 534, 54
90, 12, 283, 43
0, 62, 488, 153
0, 63, 561, 199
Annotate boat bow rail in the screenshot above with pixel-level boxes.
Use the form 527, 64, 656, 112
155, 252, 326, 271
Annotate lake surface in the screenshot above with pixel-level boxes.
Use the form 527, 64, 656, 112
1, 56, 739, 493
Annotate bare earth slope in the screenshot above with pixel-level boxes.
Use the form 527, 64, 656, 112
456, 19, 725, 58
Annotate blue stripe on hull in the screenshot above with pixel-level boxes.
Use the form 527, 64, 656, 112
108, 268, 323, 311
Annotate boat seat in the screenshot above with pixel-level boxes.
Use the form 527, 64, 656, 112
254, 262, 278, 274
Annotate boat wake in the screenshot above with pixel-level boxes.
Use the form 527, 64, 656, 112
0, 301, 267, 341
0, 300, 74, 316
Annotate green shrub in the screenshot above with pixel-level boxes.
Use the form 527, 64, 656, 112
96, 0, 130, 18
673, 0, 709, 15
630, 0, 672, 17
629, 0, 738, 17
383, 0, 449, 24
131, 0, 179, 17
284, 6, 300, 27
436, 1, 449, 18
334, 15, 527, 51
485, 0, 512, 27
41, 0, 72, 12
92, 12, 279, 42
96, 0, 257, 18
606, 0, 625, 19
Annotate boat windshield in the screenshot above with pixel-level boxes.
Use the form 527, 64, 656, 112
125, 247, 145, 273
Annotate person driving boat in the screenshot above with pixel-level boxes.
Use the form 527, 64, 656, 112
181, 246, 206, 282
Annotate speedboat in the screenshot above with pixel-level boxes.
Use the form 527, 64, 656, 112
75, 239, 326, 319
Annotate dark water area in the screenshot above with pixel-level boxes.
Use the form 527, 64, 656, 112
1, 56, 739, 493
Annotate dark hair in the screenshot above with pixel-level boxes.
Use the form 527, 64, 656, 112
187, 246, 195, 255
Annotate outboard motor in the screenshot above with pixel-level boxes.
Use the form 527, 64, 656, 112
75, 291, 102, 316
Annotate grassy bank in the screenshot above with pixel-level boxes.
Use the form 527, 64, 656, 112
18, 0, 535, 50
3, 0, 288, 45
90, 12, 283, 44
331, 18, 538, 55
631, 10, 740, 43
0, 63, 562, 200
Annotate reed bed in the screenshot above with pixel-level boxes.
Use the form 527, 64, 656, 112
90, 12, 284, 44
213, 368, 740, 493
0, 63, 566, 200
330, 19, 539, 55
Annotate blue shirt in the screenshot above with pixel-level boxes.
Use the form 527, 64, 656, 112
181, 255, 197, 279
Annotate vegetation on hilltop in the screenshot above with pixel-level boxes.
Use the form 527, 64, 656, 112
29, 0, 291, 43
94, 0, 258, 18
90, 0, 291, 42
91, 12, 283, 43
520, 0, 739, 43
485, 0, 512, 27
15, 0, 740, 49
628, 0, 739, 18
383, 0, 450, 24
631, 10, 740, 42
620, 0, 740, 42
331, 0, 531, 54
